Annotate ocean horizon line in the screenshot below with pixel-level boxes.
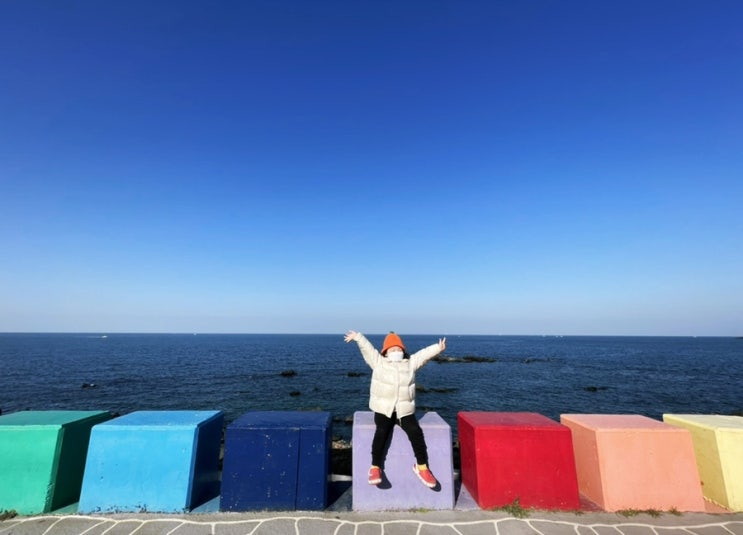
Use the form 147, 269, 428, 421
0, 331, 739, 338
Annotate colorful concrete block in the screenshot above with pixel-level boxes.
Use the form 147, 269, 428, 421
78, 410, 223, 513
220, 411, 332, 511
663, 414, 743, 511
561, 414, 705, 512
458, 412, 580, 510
0, 410, 113, 515
352, 411, 454, 511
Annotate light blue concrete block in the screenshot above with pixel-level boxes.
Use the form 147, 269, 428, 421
78, 410, 223, 513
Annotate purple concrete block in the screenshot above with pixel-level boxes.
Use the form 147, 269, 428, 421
352, 411, 454, 511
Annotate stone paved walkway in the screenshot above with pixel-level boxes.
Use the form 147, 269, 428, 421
2, 511, 742, 535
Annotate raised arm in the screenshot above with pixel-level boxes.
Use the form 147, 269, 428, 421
344, 330, 360, 343
410, 337, 447, 370
344, 330, 381, 369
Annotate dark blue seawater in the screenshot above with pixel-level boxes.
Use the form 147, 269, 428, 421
1, 334, 741, 441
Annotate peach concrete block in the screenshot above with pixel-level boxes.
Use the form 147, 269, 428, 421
560, 414, 705, 512
663, 414, 743, 512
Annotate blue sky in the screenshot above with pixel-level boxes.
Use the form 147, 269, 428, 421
1, 1, 741, 335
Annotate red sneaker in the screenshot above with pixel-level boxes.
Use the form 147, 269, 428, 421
413, 465, 437, 488
368, 466, 382, 485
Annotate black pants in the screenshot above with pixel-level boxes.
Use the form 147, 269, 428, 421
371, 411, 428, 468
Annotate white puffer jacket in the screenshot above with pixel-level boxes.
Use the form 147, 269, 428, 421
352, 332, 443, 418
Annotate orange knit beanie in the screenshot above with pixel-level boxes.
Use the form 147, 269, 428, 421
381, 331, 405, 355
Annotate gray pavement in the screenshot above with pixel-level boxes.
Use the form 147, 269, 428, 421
2, 483, 741, 535
2, 509, 742, 535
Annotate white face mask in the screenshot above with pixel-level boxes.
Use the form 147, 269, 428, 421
387, 349, 404, 362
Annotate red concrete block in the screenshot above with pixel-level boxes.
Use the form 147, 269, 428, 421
560, 414, 706, 512
458, 412, 580, 510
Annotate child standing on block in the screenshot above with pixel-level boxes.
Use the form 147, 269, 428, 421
344, 330, 447, 488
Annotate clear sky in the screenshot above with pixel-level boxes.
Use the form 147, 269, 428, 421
1, 1, 741, 336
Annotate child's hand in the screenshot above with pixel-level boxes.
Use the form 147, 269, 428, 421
344, 330, 359, 343
439, 337, 447, 351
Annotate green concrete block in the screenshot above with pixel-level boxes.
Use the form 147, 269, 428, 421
0, 410, 113, 514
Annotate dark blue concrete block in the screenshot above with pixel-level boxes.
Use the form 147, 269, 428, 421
220, 411, 332, 511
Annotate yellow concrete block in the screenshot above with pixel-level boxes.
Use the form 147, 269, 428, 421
663, 414, 743, 511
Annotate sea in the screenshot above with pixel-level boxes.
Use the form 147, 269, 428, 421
1, 333, 741, 442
